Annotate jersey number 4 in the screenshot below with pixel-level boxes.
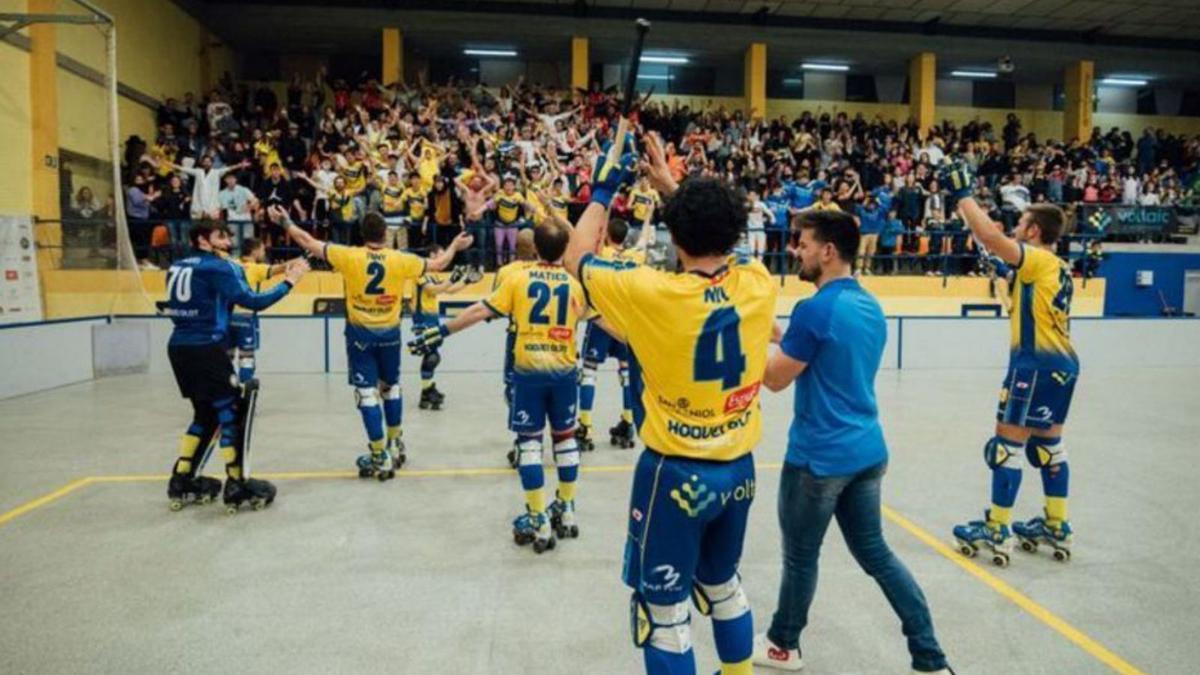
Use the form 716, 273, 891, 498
694, 307, 746, 390
365, 261, 386, 295
528, 281, 569, 325
166, 267, 194, 302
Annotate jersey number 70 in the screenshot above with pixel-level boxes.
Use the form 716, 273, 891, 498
694, 307, 746, 390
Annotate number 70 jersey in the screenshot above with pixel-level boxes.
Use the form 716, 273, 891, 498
580, 254, 779, 461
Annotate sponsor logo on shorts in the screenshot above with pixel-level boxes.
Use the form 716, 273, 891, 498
640, 564, 683, 593
631, 507, 643, 522
670, 475, 717, 517
1032, 405, 1053, 422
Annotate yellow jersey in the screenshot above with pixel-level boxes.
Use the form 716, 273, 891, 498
330, 189, 356, 221
629, 187, 660, 223
494, 191, 525, 225
326, 243, 426, 333
341, 160, 368, 194
382, 185, 405, 215
580, 254, 778, 461
401, 187, 428, 219
413, 273, 445, 322
418, 147, 441, 191
599, 245, 647, 266
1010, 244, 1078, 373
485, 263, 586, 381
254, 141, 281, 176
525, 189, 548, 224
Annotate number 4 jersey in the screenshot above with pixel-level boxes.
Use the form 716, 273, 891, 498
484, 262, 587, 383
1009, 244, 1079, 374
579, 254, 779, 461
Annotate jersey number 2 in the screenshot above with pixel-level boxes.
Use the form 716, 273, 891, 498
694, 307, 746, 390
528, 282, 569, 324
365, 261, 386, 295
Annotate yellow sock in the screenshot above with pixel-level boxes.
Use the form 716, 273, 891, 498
1045, 497, 1068, 525
558, 482, 576, 503
220, 444, 242, 480
621, 409, 633, 424
175, 433, 201, 474
989, 504, 1012, 527
369, 438, 386, 454
387, 426, 402, 442
579, 411, 592, 428
421, 378, 433, 390
721, 659, 753, 675
525, 488, 546, 515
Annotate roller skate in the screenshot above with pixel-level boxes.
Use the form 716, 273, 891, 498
419, 385, 444, 411
1013, 510, 1073, 562
547, 496, 579, 539
356, 447, 396, 482
512, 509, 556, 553
575, 424, 595, 452
952, 510, 1014, 567
223, 477, 276, 515
609, 419, 635, 449
167, 473, 222, 511
388, 437, 407, 471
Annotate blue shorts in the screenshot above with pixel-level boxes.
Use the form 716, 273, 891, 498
623, 449, 756, 605
582, 320, 626, 366
346, 325, 401, 388
228, 314, 259, 351
509, 376, 577, 434
996, 367, 1078, 430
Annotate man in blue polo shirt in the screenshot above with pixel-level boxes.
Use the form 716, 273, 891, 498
752, 210, 951, 674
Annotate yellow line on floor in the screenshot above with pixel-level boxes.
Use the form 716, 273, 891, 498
0, 477, 94, 528
882, 505, 1145, 675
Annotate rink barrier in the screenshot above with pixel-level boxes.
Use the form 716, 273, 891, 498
2, 314, 1200, 399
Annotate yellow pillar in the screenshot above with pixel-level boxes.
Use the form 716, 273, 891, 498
29, 0, 60, 223
908, 52, 936, 140
571, 37, 589, 92
1063, 60, 1094, 143
744, 43, 766, 119
382, 28, 403, 85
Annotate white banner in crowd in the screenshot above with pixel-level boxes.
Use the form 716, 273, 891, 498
0, 215, 43, 325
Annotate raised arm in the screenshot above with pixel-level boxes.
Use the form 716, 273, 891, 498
269, 205, 327, 259
565, 118, 635, 278
957, 197, 1020, 265
426, 232, 474, 272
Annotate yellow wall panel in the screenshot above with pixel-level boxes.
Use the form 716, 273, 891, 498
0, 42, 32, 214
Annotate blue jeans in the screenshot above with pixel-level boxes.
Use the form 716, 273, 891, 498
767, 461, 948, 672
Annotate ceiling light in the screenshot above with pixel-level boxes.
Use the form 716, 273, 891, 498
801, 63, 849, 72
641, 55, 688, 64
782, 78, 803, 85
637, 74, 673, 81
1101, 77, 1148, 86
951, 70, 997, 78
463, 49, 517, 57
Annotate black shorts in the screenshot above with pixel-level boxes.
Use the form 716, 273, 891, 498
169, 343, 238, 401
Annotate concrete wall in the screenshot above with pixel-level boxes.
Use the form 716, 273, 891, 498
5, 315, 1199, 399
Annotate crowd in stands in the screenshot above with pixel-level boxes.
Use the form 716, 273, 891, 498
108, 68, 1200, 274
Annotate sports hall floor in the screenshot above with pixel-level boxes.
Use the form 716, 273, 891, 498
1, 366, 1196, 674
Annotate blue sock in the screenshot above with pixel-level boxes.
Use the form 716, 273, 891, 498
712, 610, 754, 666
1042, 461, 1069, 498
383, 395, 402, 429
358, 404, 384, 447
643, 646, 695, 675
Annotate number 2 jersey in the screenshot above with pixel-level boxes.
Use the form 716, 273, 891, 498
164, 251, 292, 346
1009, 244, 1079, 374
579, 254, 779, 461
325, 243, 427, 340
484, 262, 586, 383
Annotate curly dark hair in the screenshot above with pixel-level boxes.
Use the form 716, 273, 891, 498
661, 177, 746, 258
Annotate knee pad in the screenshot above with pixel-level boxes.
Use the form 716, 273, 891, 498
421, 351, 441, 374
692, 575, 750, 621
355, 387, 380, 409
580, 365, 598, 387
984, 436, 1025, 470
552, 437, 579, 468
517, 438, 543, 467
631, 594, 692, 653
1026, 437, 1066, 468
380, 383, 401, 401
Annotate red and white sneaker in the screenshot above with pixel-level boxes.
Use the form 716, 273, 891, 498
752, 632, 804, 671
